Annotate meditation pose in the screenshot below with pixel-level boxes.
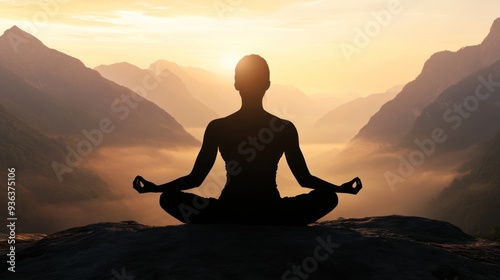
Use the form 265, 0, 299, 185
133, 54, 362, 225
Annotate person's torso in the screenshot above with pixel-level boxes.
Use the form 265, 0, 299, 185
213, 112, 291, 201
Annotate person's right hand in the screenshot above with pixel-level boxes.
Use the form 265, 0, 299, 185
133, 176, 157, 194
338, 177, 362, 194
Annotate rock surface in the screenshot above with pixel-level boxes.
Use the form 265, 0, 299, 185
1, 216, 500, 279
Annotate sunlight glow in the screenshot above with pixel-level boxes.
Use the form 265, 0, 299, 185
220, 52, 241, 71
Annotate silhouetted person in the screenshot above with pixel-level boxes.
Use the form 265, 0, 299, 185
133, 54, 362, 225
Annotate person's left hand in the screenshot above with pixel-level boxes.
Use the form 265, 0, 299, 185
133, 176, 157, 194
338, 177, 362, 194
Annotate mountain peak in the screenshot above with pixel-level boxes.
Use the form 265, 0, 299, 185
153, 59, 178, 66
480, 17, 500, 66
0, 25, 44, 54
2, 25, 36, 39
5, 25, 21, 33
95, 61, 143, 72
491, 17, 500, 34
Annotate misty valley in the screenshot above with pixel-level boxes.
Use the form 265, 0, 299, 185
1, 18, 500, 239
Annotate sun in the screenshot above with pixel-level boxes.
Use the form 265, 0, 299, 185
220, 52, 241, 72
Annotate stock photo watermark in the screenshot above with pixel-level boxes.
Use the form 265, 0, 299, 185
385, 73, 500, 191
111, 266, 135, 280
51, 68, 171, 182
340, 0, 412, 62
7, 0, 69, 53
213, 0, 244, 19
178, 116, 290, 222
282, 234, 340, 280
6, 168, 17, 273
175, 98, 296, 222
237, 117, 288, 161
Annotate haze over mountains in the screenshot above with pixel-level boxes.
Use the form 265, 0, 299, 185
413, 60, 500, 233
95, 62, 219, 128
431, 129, 500, 233
0, 24, 389, 233
148, 59, 326, 121
400, 60, 500, 154
332, 17, 500, 165
313, 86, 401, 143
0, 103, 118, 233
353, 18, 500, 148
1, 18, 500, 234
324, 17, 500, 234
0, 26, 200, 232
98, 59, 342, 133
149, 59, 239, 116
0, 26, 198, 147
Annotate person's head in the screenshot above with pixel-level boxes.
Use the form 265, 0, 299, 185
234, 54, 270, 99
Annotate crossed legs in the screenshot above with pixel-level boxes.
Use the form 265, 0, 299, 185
160, 188, 338, 225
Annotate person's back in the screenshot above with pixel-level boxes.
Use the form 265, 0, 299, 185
213, 111, 290, 205
133, 54, 362, 225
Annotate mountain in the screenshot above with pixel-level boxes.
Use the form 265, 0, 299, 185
0, 26, 198, 147
264, 84, 323, 120
313, 86, 400, 143
315, 18, 500, 225
0, 103, 118, 233
149, 59, 238, 116
2, 216, 499, 279
352, 18, 500, 147
378, 50, 500, 220
149, 60, 324, 122
309, 92, 362, 113
400, 60, 500, 154
430, 129, 500, 234
95, 62, 219, 128
0, 62, 78, 135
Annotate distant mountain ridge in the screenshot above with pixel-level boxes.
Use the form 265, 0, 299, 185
324, 18, 500, 235
312, 86, 400, 143
149, 59, 237, 116
149, 59, 324, 123
353, 18, 500, 147
0, 25, 201, 233
400, 60, 500, 154
95, 62, 219, 128
0, 26, 198, 147
0, 103, 116, 233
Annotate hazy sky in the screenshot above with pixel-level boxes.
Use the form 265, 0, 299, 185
0, 0, 499, 95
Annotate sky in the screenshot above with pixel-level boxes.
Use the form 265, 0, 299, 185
0, 0, 499, 96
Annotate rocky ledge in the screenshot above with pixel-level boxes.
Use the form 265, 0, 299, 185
1, 215, 499, 279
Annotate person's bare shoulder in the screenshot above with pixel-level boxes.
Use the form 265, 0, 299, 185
264, 113, 296, 137
205, 113, 240, 134
206, 118, 223, 132
267, 112, 293, 125
208, 113, 235, 128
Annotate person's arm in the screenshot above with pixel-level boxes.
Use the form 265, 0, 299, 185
133, 121, 219, 194
284, 123, 362, 194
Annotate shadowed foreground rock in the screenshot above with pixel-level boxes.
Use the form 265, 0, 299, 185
1, 216, 500, 279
